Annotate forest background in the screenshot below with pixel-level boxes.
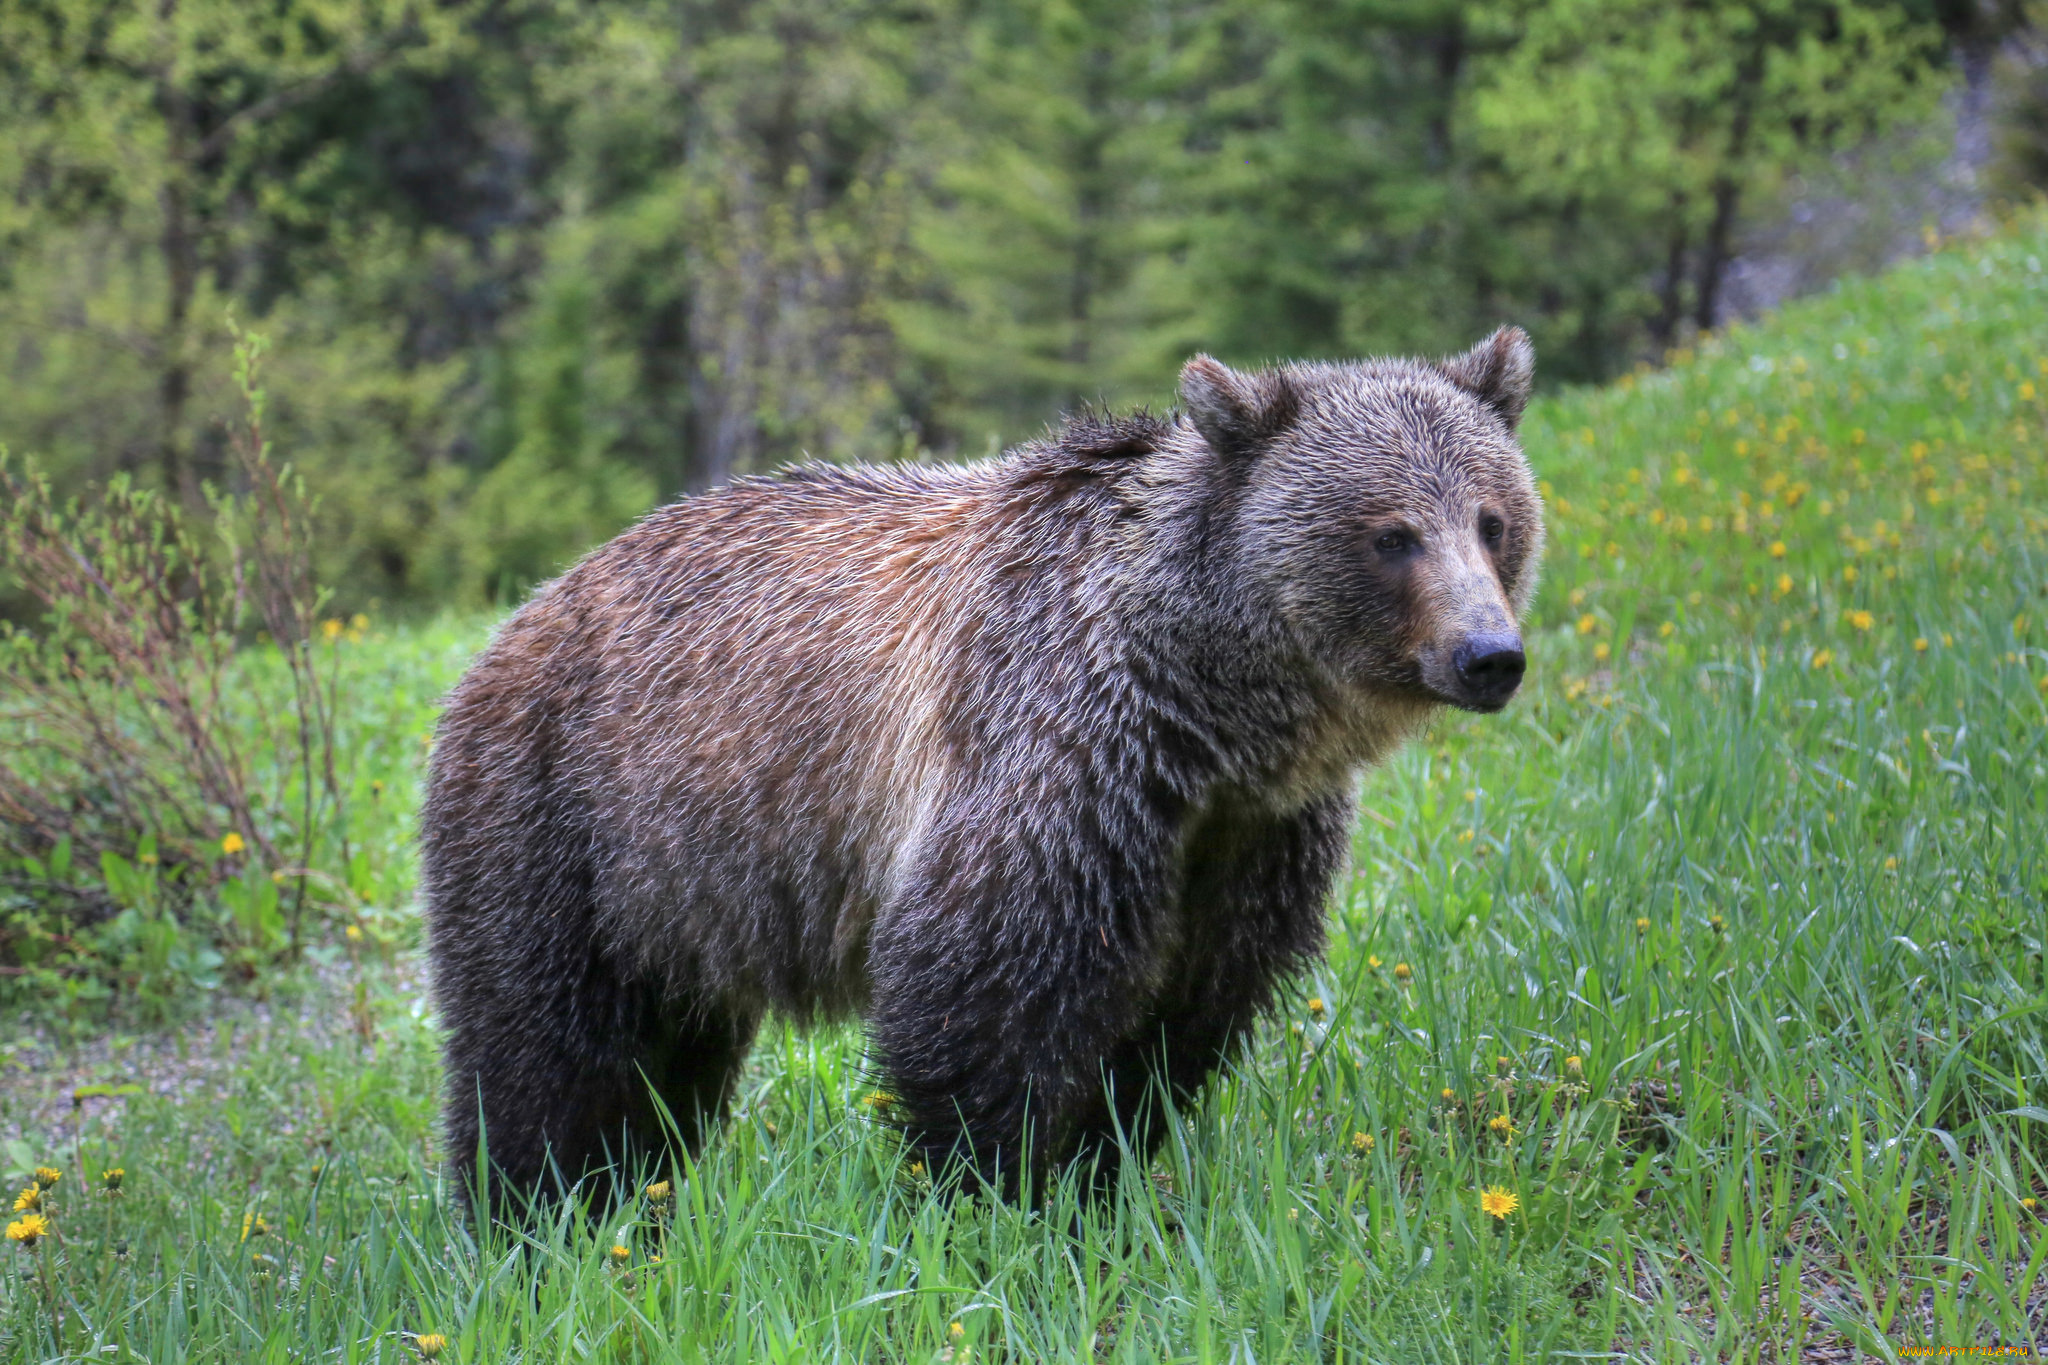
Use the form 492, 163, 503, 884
2, 0, 2046, 610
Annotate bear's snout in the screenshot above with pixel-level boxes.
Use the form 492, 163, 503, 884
1449, 632, 1526, 710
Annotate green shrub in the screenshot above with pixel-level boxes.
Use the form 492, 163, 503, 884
0, 328, 352, 1017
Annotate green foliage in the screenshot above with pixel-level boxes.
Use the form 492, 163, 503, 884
3, 211, 2044, 1359
0, 329, 470, 1020
1474, 0, 1946, 345
0, 0, 1987, 609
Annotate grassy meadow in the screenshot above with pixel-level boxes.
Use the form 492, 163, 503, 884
4, 220, 2048, 1362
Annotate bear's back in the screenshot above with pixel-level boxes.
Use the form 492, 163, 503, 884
435, 446, 1158, 1015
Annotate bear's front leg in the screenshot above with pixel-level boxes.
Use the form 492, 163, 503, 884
864, 794, 1179, 1199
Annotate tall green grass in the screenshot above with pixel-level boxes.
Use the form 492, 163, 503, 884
4, 220, 2045, 1361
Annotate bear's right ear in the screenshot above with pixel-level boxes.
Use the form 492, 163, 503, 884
1179, 355, 1300, 462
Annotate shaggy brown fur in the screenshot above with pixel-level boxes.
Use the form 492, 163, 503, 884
422, 328, 1545, 1213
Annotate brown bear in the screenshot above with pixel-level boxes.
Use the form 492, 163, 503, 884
421, 327, 1544, 1214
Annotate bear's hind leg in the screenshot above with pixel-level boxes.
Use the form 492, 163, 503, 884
441, 942, 755, 1221
618, 1003, 761, 1193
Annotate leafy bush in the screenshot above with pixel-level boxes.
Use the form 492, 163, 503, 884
0, 328, 352, 1016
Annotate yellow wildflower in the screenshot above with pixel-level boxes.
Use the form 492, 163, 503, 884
1480, 1186, 1520, 1220
1351, 1132, 1375, 1153
1488, 1114, 1516, 1138
1440, 1087, 1455, 1102
1368, 955, 1382, 970
321, 618, 343, 641
862, 1092, 895, 1109
12, 1186, 39, 1213
101, 1168, 124, 1194
1769, 541, 1787, 559
345, 925, 363, 943
1846, 610, 1874, 631
1565, 1055, 1583, 1077
1393, 962, 1412, 983
6, 1214, 49, 1247
608, 1244, 630, 1265
1576, 613, 1597, 635
415, 1334, 448, 1360
1307, 997, 1326, 1020
241, 1211, 268, 1241
644, 1181, 673, 1205
1810, 649, 1833, 670
1913, 637, 1928, 652
1775, 573, 1793, 597
32, 1168, 60, 1190
950, 1322, 966, 1341
1658, 621, 1674, 639
350, 613, 370, 632
2023, 1197, 2040, 1214
1593, 642, 1611, 662
221, 831, 246, 856
1708, 914, 1726, 933
1635, 917, 1649, 933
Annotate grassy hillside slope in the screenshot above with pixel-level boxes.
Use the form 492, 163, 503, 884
4, 219, 2046, 1362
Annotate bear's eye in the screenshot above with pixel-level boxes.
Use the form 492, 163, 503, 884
1374, 529, 1411, 554
1480, 515, 1505, 544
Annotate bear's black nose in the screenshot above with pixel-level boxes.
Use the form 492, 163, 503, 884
1452, 633, 1526, 706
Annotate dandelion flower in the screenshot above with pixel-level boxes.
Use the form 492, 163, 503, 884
321, 618, 343, 641
1593, 642, 1611, 662
644, 1181, 672, 1205
1393, 963, 1412, 983
1488, 1114, 1516, 1138
1775, 573, 1793, 597
221, 831, 246, 856
1307, 997, 1326, 1020
2024, 1197, 2040, 1214
1440, 1087, 1455, 1103
1846, 610, 1874, 631
33, 1168, 60, 1190
950, 1321, 966, 1341
1576, 614, 1597, 635
1658, 621, 1674, 639
414, 1334, 448, 1360
1480, 1187, 1520, 1220
1913, 637, 1929, 652
608, 1244, 630, 1265
1368, 955, 1382, 970
12, 1186, 39, 1213
1565, 1055, 1583, 1077
7, 1214, 49, 1247
909, 1160, 926, 1178
1809, 649, 1833, 670
345, 925, 363, 943
862, 1091, 895, 1109
241, 1211, 268, 1241
1769, 541, 1786, 559
1351, 1132, 1375, 1154
100, 1168, 123, 1194
1635, 917, 1650, 933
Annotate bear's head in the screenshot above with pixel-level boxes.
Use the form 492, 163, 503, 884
1180, 327, 1544, 714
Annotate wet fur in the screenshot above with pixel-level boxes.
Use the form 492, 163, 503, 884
422, 330, 1545, 1212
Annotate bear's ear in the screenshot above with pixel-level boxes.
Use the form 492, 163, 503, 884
1179, 355, 1300, 461
1439, 326, 1535, 430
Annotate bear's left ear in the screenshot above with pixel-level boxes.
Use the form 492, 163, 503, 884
1439, 327, 1535, 431
1179, 355, 1301, 462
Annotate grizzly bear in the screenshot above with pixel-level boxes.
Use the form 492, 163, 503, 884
422, 327, 1544, 1214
